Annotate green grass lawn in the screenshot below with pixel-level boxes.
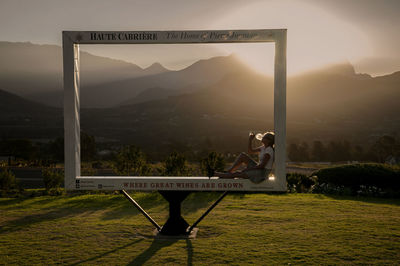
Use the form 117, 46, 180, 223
1, 192, 400, 265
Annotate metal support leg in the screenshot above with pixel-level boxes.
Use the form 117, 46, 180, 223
187, 191, 228, 234
121, 190, 228, 237
121, 190, 161, 231
158, 191, 191, 235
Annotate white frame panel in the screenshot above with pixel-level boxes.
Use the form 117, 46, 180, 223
63, 29, 287, 191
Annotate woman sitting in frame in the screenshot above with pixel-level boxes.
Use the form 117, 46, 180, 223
216, 131, 274, 183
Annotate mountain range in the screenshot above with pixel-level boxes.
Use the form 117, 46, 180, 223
0, 42, 248, 108
0, 41, 399, 154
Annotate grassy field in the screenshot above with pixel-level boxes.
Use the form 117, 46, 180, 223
1, 192, 400, 265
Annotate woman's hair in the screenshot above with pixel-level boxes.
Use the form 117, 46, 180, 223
262, 132, 275, 146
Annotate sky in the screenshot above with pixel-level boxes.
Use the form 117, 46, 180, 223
0, 0, 399, 76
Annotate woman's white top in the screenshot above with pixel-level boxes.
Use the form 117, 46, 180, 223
259, 146, 274, 169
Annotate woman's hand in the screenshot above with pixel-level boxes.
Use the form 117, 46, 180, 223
249, 132, 255, 140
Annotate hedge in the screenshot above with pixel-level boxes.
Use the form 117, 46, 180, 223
312, 163, 400, 195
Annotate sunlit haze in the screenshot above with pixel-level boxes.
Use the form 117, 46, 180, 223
0, 0, 399, 76
81, 1, 373, 76
212, 1, 372, 75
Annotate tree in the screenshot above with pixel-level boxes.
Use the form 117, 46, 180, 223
342, 140, 352, 161
49, 137, 64, 162
47, 132, 96, 163
353, 145, 365, 161
200, 151, 225, 177
81, 131, 96, 162
327, 141, 341, 162
311, 141, 326, 161
369, 135, 398, 163
163, 151, 188, 176
0, 169, 19, 191
113, 145, 150, 176
42, 168, 64, 190
288, 143, 300, 162
289, 142, 310, 162
322, 140, 352, 162
298, 142, 310, 161
0, 139, 36, 161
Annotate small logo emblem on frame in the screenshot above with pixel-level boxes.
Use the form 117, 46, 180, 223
75, 34, 83, 42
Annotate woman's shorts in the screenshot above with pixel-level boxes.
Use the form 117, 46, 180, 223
244, 157, 271, 184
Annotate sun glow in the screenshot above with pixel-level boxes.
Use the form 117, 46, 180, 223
212, 1, 372, 75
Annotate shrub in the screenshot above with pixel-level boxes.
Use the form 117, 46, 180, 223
42, 168, 64, 190
286, 173, 316, 193
312, 183, 353, 196
200, 151, 225, 177
163, 151, 188, 176
312, 163, 400, 196
113, 145, 150, 176
92, 161, 103, 169
81, 167, 96, 176
0, 169, 18, 191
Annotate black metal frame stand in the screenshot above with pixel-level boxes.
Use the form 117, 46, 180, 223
158, 191, 191, 235
121, 190, 228, 236
187, 191, 228, 233
121, 190, 161, 231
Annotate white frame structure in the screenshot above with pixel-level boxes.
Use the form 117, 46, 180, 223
63, 29, 287, 192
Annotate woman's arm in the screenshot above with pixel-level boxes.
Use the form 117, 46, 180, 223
248, 133, 261, 154
258, 153, 271, 169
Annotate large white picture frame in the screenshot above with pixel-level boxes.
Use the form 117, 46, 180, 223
63, 29, 287, 191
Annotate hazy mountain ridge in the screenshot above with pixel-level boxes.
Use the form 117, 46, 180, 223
143, 63, 170, 75
0, 41, 170, 103
0, 42, 251, 108
77, 63, 400, 148
120, 87, 181, 106
0, 41, 399, 146
119, 57, 254, 107
79, 54, 252, 107
288, 64, 399, 118
0, 89, 56, 114
0, 89, 62, 139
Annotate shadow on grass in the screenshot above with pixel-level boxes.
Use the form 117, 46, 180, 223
323, 194, 400, 206
0, 192, 122, 210
100, 191, 166, 221
0, 194, 158, 234
0, 197, 27, 207
103, 192, 227, 229
0, 195, 70, 210
127, 238, 193, 266
104, 191, 227, 221
0, 201, 111, 234
1, 191, 240, 235
186, 239, 194, 266
71, 238, 144, 265
182, 192, 228, 215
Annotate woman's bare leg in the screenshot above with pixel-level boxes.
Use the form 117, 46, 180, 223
217, 171, 249, 179
227, 152, 252, 173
